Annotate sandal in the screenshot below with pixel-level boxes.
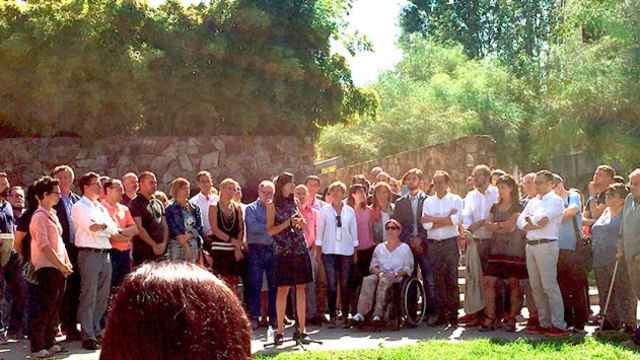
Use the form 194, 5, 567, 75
293, 330, 312, 345
274, 333, 284, 346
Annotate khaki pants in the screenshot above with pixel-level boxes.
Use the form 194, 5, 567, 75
526, 241, 566, 330
357, 274, 399, 319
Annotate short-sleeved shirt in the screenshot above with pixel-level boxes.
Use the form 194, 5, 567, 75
558, 191, 583, 251
591, 209, 621, 268
102, 200, 136, 251
29, 207, 70, 271
490, 202, 525, 258
129, 193, 165, 263
355, 207, 374, 250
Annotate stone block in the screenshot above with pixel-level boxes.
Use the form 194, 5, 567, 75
201, 152, 220, 170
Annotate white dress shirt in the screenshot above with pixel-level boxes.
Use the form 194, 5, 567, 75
71, 196, 119, 249
422, 192, 464, 240
310, 197, 327, 212
462, 185, 499, 239
517, 191, 565, 240
370, 242, 414, 274
316, 204, 358, 256
190, 192, 219, 236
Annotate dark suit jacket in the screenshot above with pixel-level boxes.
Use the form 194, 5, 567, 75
392, 191, 429, 243
54, 192, 81, 261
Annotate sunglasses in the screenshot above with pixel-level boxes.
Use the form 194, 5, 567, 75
336, 215, 342, 228
385, 226, 400, 231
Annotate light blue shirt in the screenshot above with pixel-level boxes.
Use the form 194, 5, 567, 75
558, 191, 582, 251
245, 200, 273, 246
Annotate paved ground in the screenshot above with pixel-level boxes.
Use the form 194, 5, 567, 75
0, 320, 610, 359
1, 305, 634, 359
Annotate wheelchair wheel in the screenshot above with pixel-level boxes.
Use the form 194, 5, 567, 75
401, 277, 426, 326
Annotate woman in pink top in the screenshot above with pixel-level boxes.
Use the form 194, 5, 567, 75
29, 176, 72, 358
345, 184, 374, 323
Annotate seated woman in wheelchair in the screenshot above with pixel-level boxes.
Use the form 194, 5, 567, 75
352, 219, 414, 324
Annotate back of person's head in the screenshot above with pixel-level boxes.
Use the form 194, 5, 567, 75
100, 262, 251, 360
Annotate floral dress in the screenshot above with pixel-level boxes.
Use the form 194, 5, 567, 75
273, 197, 313, 287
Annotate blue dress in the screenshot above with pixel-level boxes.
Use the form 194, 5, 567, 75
273, 198, 313, 287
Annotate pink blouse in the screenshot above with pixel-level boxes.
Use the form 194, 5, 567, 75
355, 207, 374, 250
30, 207, 70, 271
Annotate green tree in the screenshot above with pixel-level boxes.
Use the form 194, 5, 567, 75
400, 0, 559, 83
532, 0, 640, 170
318, 37, 532, 166
0, 0, 376, 138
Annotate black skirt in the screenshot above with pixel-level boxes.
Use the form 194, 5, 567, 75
273, 252, 313, 287
209, 249, 245, 277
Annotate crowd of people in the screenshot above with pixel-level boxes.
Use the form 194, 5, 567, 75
0, 162, 639, 358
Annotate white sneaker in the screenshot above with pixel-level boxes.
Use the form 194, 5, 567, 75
31, 349, 53, 359
372, 315, 381, 322
353, 313, 365, 322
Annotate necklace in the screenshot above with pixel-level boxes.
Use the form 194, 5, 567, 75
219, 201, 236, 233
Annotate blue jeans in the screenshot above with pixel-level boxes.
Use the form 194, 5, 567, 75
414, 240, 437, 316
247, 244, 276, 323
322, 254, 353, 317
110, 249, 131, 291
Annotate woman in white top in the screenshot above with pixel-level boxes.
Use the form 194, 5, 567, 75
352, 219, 414, 324
315, 181, 358, 327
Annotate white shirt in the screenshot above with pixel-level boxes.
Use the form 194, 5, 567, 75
462, 185, 499, 239
316, 204, 358, 256
517, 191, 565, 240
310, 197, 327, 212
71, 196, 119, 249
190, 192, 219, 236
422, 192, 464, 240
370, 242, 414, 274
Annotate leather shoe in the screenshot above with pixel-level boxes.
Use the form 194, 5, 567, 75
82, 339, 101, 350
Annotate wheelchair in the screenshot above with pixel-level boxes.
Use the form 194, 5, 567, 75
355, 274, 427, 331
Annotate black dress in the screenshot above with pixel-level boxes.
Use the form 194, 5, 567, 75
203, 203, 244, 277
273, 198, 313, 287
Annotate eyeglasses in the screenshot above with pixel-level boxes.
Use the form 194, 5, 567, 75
385, 226, 400, 231
48, 191, 61, 196
336, 215, 342, 228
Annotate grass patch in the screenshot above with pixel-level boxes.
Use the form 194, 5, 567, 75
255, 337, 640, 359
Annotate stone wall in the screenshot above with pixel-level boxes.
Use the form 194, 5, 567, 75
319, 135, 497, 195
0, 136, 315, 198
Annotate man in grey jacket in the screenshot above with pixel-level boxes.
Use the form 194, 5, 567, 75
619, 169, 640, 346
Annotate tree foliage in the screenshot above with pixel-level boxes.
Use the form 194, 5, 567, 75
318, 0, 640, 171
0, 0, 377, 138
400, 0, 559, 81
318, 37, 531, 165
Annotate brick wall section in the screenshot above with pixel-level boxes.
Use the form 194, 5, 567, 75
319, 135, 497, 194
0, 136, 315, 195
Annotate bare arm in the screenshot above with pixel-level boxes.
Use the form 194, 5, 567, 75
133, 217, 157, 247
494, 213, 519, 233
266, 203, 291, 236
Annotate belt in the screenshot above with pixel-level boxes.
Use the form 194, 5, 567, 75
77, 247, 110, 254
526, 239, 556, 246
474, 237, 491, 241
427, 236, 458, 243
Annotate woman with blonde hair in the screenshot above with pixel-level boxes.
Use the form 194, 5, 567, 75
205, 178, 245, 291
165, 178, 205, 263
